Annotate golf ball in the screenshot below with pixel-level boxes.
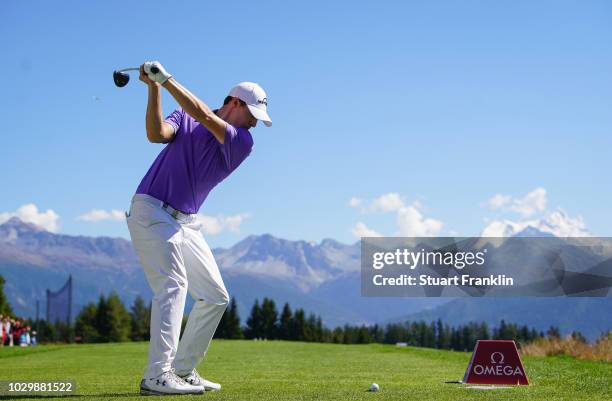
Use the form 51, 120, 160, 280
370, 383, 379, 392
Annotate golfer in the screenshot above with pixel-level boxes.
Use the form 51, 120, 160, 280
126, 61, 272, 395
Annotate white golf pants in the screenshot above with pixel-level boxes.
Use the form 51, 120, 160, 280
126, 194, 229, 379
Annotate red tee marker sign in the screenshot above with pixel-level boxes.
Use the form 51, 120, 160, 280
463, 340, 529, 385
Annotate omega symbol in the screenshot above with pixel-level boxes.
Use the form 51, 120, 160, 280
490, 352, 505, 364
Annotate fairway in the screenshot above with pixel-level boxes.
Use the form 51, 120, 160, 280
1, 341, 610, 400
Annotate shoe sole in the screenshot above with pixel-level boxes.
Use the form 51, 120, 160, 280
140, 387, 204, 396
140, 387, 164, 396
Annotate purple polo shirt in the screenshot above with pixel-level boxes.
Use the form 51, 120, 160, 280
135, 108, 254, 214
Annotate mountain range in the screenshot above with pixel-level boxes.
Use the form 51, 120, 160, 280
0, 218, 609, 340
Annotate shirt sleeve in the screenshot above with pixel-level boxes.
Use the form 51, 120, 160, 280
164, 108, 185, 133
218, 123, 254, 172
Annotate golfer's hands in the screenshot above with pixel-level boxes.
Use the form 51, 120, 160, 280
143, 61, 172, 85
139, 65, 158, 86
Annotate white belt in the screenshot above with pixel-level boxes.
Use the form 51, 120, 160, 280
131, 194, 197, 223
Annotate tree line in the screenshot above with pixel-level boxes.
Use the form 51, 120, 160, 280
17, 291, 587, 351
215, 297, 551, 351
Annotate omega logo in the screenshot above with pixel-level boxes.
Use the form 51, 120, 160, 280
472, 352, 523, 376
491, 352, 504, 364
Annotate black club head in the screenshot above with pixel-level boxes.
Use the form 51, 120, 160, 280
113, 71, 130, 87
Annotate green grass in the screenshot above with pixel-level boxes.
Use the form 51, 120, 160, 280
1, 341, 610, 400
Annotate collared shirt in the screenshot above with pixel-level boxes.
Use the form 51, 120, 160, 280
136, 109, 254, 214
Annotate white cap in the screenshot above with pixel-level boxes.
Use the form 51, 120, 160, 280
228, 82, 272, 127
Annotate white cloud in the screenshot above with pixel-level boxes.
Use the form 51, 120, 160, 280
481, 219, 526, 237
371, 193, 404, 212
487, 194, 512, 209
351, 222, 382, 238
481, 209, 590, 237
349, 194, 443, 238
485, 187, 547, 218
348, 197, 362, 208
539, 210, 589, 237
0, 204, 60, 232
481, 187, 586, 237
78, 209, 125, 222
197, 213, 251, 235
396, 204, 443, 237
510, 187, 547, 217
224, 214, 250, 232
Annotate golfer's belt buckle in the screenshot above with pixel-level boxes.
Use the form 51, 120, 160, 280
162, 203, 181, 220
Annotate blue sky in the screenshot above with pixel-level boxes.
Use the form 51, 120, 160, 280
1, 1, 611, 247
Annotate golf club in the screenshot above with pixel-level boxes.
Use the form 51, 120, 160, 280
113, 65, 159, 87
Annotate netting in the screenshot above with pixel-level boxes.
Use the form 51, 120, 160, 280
46, 275, 72, 324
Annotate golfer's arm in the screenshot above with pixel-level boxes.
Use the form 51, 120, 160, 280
162, 78, 226, 144
145, 84, 175, 144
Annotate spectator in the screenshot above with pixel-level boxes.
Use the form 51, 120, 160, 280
6, 318, 12, 347
25, 326, 31, 346
19, 326, 31, 347
0, 315, 5, 347
12, 319, 21, 347
0, 317, 37, 347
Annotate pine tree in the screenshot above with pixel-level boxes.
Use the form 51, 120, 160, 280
442, 323, 452, 349
260, 298, 278, 339
425, 321, 436, 348
342, 324, 353, 344
479, 322, 490, 341
505, 322, 519, 341
331, 327, 343, 343
316, 316, 325, 342
245, 299, 263, 339
106, 292, 132, 342
95, 295, 111, 341
356, 325, 371, 344
130, 296, 150, 341
416, 321, 428, 347
436, 319, 453, 349
36, 319, 56, 343
547, 326, 561, 339
226, 298, 243, 339
571, 331, 587, 343
95, 293, 131, 342
278, 303, 292, 340
55, 320, 73, 343
292, 309, 306, 341
450, 327, 459, 350
384, 323, 405, 344
412, 321, 421, 346
75, 303, 99, 343
496, 320, 508, 340
322, 327, 333, 343
519, 325, 531, 343
305, 313, 317, 342
460, 325, 470, 350
217, 297, 242, 339
216, 305, 229, 339
0, 275, 13, 316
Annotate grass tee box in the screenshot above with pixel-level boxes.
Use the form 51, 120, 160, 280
1, 340, 610, 400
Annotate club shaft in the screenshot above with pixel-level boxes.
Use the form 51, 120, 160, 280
116, 67, 140, 73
